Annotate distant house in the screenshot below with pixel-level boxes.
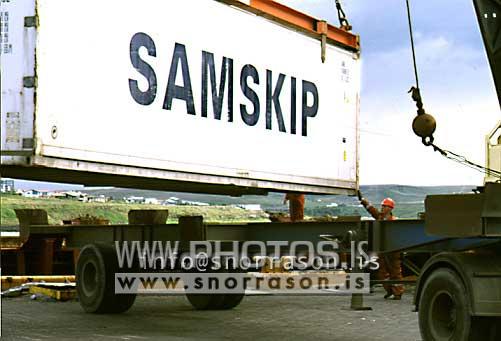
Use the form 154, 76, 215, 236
180, 200, 209, 206
62, 191, 88, 201
163, 197, 180, 205
46, 191, 67, 199
0, 179, 15, 193
144, 198, 159, 205
86, 195, 110, 203
237, 204, 262, 211
124, 196, 145, 204
22, 189, 47, 198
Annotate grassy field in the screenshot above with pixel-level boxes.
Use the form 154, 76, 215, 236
3, 183, 469, 227
0, 194, 270, 227
0, 193, 426, 228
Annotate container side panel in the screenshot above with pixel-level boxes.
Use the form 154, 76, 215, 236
0, 0, 35, 165
33, 0, 360, 193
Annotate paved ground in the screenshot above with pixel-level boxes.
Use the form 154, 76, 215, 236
1, 286, 421, 341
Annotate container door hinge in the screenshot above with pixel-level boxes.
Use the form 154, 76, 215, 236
23, 76, 36, 88
24, 16, 38, 28
22, 138, 34, 149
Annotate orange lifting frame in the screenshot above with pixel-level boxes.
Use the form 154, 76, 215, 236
226, 0, 360, 52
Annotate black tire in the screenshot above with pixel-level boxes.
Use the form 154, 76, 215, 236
418, 268, 471, 341
76, 243, 136, 314
218, 293, 245, 309
185, 292, 245, 310
185, 294, 227, 310
185, 263, 245, 310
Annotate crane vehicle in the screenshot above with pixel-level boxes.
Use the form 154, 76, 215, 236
403, 0, 501, 339
361, 0, 501, 339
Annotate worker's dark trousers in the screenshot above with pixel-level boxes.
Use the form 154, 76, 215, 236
289, 200, 304, 222
375, 253, 404, 296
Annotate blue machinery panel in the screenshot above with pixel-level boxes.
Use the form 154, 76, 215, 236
372, 219, 501, 253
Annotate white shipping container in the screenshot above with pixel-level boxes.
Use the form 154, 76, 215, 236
1, 0, 361, 195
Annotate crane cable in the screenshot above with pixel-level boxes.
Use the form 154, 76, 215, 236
405, 0, 501, 180
428, 143, 501, 178
406, 0, 419, 89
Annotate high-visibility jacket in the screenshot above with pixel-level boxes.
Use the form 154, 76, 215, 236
365, 204, 396, 221
363, 201, 404, 296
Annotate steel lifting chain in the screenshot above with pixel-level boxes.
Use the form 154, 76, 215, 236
335, 0, 352, 31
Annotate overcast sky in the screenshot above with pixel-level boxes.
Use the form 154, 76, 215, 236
279, 0, 500, 185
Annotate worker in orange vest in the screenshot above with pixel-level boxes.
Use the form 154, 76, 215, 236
360, 195, 404, 300
283, 193, 305, 222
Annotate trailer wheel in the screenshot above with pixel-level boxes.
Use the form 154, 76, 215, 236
185, 294, 225, 310
218, 293, 245, 309
186, 293, 244, 310
76, 243, 136, 314
418, 268, 471, 341
184, 264, 245, 310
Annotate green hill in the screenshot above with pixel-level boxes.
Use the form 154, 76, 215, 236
81, 184, 475, 219
0, 194, 269, 228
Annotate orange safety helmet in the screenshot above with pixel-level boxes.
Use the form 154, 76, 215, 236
381, 198, 395, 209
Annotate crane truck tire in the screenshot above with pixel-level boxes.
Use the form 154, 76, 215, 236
418, 267, 496, 341
76, 243, 136, 313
